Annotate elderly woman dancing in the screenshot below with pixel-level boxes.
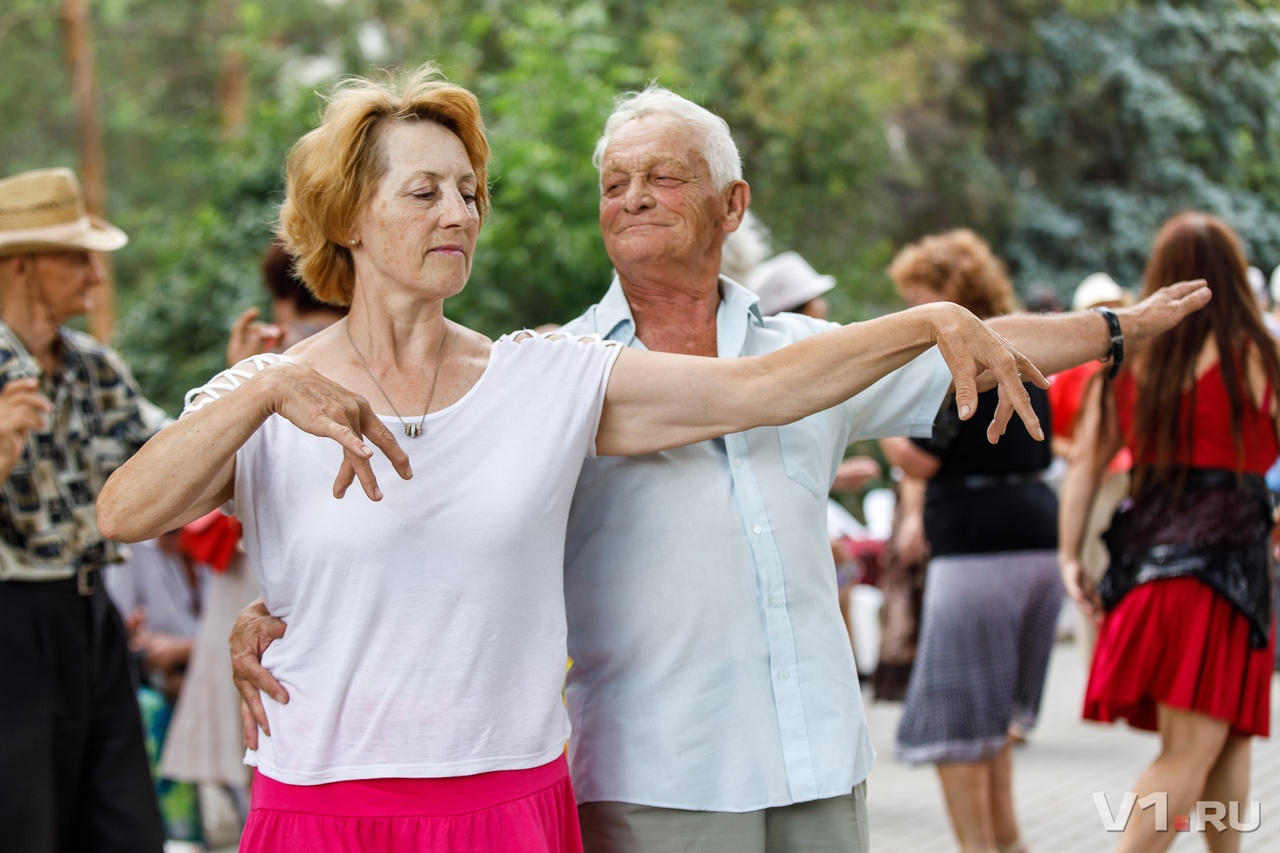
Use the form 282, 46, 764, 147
1060, 212, 1278, 853
96, 63, 1122, 850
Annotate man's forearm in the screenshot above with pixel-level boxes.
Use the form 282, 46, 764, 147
988, 311, 1111, 377
988, 278, 1211, 379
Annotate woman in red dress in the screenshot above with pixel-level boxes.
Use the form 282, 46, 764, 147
1060, 212, 1279, 853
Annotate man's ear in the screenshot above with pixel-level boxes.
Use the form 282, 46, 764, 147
722, 180, 751, 233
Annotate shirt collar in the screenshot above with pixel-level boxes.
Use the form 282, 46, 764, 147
593, 273, 765, 350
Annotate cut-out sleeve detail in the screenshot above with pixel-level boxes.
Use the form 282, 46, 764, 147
502, 329, 620, 348
182, 353, 296, 416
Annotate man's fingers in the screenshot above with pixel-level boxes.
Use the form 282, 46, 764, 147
240, 700, 260, 749
986, 392, 1014, 444
0, 378, 41, 397
235, 673, 273, 738
1016, 355, 1048, 390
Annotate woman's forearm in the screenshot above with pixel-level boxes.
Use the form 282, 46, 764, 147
599, 302, 1038, 457
97, 369, 279, 543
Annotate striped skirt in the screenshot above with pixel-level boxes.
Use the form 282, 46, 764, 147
895, 550, 1063, 765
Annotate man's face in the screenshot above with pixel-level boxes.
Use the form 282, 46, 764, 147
598, 115, 730, 272
29, 251, 103, 323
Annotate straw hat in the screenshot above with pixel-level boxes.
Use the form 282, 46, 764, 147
747, 251, 835, 316
1071, 272, 1125, 312
0, 168, 127, 256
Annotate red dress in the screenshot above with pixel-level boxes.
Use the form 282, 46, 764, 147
1084, 364, 1276, 737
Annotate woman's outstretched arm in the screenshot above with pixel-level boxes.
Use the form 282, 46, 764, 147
597, 301, 1044, 457
97, 361, 410, 543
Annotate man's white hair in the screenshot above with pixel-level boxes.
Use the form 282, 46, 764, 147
593, 84, 743, 190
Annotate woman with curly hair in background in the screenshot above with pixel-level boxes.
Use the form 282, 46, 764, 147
883, 229, 1064, 853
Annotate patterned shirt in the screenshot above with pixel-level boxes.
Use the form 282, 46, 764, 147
0, 321, 168, 580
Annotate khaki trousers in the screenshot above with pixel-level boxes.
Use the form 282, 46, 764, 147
578, 782, 870, 853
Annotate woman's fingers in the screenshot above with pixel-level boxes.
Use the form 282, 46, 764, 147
360, 408, 411, 482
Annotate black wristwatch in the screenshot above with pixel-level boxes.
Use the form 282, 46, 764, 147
1092, 306, 1124, 379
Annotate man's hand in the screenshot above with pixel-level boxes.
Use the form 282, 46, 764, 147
230, 598, 288, 750
0, 378, 51, 473
931, 304, 1047, 444
226, 306, 283, 367
1114, 279, 1211, 350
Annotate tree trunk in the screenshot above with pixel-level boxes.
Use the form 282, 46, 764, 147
61, 0, 114, 341
217, 0, 248, 139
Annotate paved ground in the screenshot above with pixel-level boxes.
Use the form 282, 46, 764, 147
864, 639, 1280, 851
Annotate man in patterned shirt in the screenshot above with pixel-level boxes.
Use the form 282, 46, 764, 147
0, 168, 167, 851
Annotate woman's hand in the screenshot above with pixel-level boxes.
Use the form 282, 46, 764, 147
930, 303, 1047, 444
261, 363, 412, 501
1060, 556, 1103, 621
226, 306, 283, 367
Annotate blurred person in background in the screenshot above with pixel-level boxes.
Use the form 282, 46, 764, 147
1048, 273, 1133, 668
100, 65, 1056, 852
1060, 212, 1278, 853
0, 167, 167, 851
157, 240, 349, 841
882, 229, 1065, 853
106, 530, 207, 845
719, 208, 770, 286
224, 80, 1208, 852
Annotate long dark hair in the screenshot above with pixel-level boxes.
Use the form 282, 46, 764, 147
1121, 212, 1280, 496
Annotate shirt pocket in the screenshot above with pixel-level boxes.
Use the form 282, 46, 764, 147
776, 420, 829, 499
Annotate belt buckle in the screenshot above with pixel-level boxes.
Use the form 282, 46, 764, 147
76, 564, 102, 596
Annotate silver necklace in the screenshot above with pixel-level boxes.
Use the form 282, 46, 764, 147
345, 321, 449, 438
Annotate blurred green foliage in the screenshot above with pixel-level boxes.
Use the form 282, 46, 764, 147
4, 0, 1280, 410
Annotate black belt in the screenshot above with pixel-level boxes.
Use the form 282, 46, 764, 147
77, 563, 103, 596
930, 471, 1047, 496
0, 564, 103, 596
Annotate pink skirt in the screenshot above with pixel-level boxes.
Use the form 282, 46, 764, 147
240, 754, 582, 852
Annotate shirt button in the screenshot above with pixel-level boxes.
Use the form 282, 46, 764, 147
778, 669, 790, 681
768, 597, 780, 607
752, 524, 762, 534
733, 457, 742, 468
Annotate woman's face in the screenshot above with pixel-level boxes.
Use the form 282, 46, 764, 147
353, 120, 480, 300
899, 282, 950, 309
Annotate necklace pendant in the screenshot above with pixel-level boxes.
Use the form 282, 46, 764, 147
405, 423, 422, 438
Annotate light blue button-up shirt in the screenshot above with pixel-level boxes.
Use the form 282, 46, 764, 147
561, 276, 952, 811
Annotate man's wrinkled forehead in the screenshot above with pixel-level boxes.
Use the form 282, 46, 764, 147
599, 116, 706, 177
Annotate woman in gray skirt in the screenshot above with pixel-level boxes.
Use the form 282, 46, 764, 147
882, 230, 1063, 853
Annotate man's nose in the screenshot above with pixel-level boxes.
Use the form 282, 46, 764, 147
87, 254, 106, 285
623, 179, 654, 213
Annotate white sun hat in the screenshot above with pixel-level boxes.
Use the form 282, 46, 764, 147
746, 251, 835, 316
1071, 272, 1125, 312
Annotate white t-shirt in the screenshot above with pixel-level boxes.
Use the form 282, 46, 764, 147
231, 333, 620, 785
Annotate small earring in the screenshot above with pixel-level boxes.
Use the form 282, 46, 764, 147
348, 238, 356, 245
